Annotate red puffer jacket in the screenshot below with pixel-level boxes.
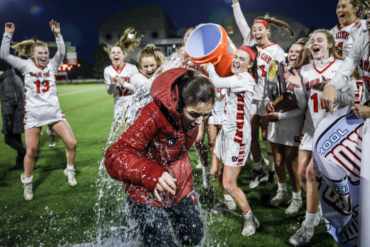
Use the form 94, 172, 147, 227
105, 68, 198, 208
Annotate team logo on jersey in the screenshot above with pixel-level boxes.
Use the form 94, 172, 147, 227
167, 137, 176, 148
232, 156, 238, 162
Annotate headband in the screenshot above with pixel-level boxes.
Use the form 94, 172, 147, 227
238, 46, 256, 62
254, 19, 269, 29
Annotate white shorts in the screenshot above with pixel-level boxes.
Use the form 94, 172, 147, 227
24, 108, 66, 129
299, 132, 313, 151
208, 110, 223, 125
267, 125, 300, 147
214, 129, 250, 167
250, 99, 266, 116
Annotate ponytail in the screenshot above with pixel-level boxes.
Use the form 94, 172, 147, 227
11, 36, 47, 58
249, 45, 260, 83
255, 15, 295, 38
104, 27, 140, 56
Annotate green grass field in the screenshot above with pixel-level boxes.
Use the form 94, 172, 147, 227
0, 84, 338, 246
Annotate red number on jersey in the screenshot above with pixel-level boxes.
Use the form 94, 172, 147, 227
34, 80, 50, 93
310, 93, 324, 113
116, 86, 131, 97
259, 65, 266, 77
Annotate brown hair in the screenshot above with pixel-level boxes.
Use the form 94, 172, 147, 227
177, 72, 215, 109
104, 27, 141, 56
349, 0, 370, 18
294, 38, 311, 65
255, 15, 295, 38
11, 37, 48, 58
306, 29, 344, 60
138, 44, 165, 68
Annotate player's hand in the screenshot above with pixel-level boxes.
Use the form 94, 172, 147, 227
351, 104, 370, 119
232, 0, 239, 3
319, 84, 337, 115
266, 101, 275, 113
353, 19, 362, 29
266, 112, 279, 121
154, 172, 177, 202
50, 20, 61, 38
200, 63, 212, 71
113, 76, 125, 86
283, 64, 302, 88
312, 77, 327, 92
5, 23, 15, 34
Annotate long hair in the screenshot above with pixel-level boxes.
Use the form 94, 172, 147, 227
11, 36, 47, 58
138, 44, 165, 68
306, 29, 344, 61
295, 38, 311, 65
249, 45, 260, 84
350, 0, 370, 18
177, 72, 215, 110
255, 15, 295, 38
104, 27, 141, 56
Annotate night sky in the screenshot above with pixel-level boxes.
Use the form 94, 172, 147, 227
0, 0, 339, 64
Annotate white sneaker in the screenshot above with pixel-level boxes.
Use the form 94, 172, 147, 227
64, 168, 77, 186
285, 198, 302, 215
195, 160, 202, 169
23, 182, 33, 201
313, 209, 323, 226
289, 222, 314, 246
269, 190, 288, 207
249, 168, 266, 189
241, 214, 260, 237
211, 200, 236, 214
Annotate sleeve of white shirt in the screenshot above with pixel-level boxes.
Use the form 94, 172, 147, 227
1, 32, 28, 72
104, 67, 116, 95
294, 87, 308, 110
336, 78, 355, 106
325, 35, 365, 90
207, 64, 255, 93
274, 48, 286, 64
49, 36, 65, 71
278, 107, 305, 120
231, 2, 255, 46
131, 73, 148, 91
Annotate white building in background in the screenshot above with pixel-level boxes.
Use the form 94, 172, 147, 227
98, 6, 309, 62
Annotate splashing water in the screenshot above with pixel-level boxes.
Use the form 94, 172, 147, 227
92, 51, 218, 246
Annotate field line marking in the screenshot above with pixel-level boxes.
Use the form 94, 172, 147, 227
58, 87, 102, 96
64, 97, 112, 113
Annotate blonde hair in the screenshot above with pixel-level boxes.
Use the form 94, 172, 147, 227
350, 0, 370, 18
138, 44, 165, 68
306, 29, 344, 61
255, 15, 295, 37
104, 27, 141, 55
11, 37, 48, 58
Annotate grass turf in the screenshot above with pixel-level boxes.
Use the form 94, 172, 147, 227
0, 84, 338, 246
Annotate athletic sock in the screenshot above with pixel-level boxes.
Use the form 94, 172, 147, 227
224, 194, 233, 201
278, 183, 287, 191
202, 165, 209, 176
263, 140, 275, 172
254, 161, 262, 170
21, 174, 33, 184
67, 164, 74, 170
243, 208, 253, 218
304, 211, 317, 227
293, 191, 301, 199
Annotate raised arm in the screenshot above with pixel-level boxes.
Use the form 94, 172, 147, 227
232, 0, 255, 46
49, 20, 66, 69
1, 23, 28, 71
203, 63, 232, 88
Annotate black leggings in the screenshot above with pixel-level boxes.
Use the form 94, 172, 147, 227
126, 191, 204, 247
4, 134, 26, 157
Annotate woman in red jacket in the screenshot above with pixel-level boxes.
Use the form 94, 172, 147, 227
105, 68, 215, 247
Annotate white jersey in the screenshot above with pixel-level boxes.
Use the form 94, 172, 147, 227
330, 19, 367, 58
220, 72, 255, 144
313, 107, 367, 247
103, 63, 138, 116
232, 1, 285, 100
213, 88, 227, 113
0, 32, 66, 129
328, 34, 370, 103
295, 57, 353, 137
131, 71, 149, 91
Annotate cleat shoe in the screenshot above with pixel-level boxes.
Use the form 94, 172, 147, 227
289, 222, 314, 246
211, 200, 236, 214
249, 168, 266, 189
285, 198, 303, 215
23, 182, 33, 201
270, 190, 288, 207
313, 208, 324, 226
195, 160, 202, 169
265, 171, 277, 190
241, 215, 260, 237
64, 168, 77, 187
49, 134, 56, 147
